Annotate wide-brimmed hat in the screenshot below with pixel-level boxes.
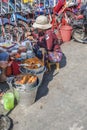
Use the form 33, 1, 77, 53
33, 15, 52, 30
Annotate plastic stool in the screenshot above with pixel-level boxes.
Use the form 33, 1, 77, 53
46, 61, 59, 72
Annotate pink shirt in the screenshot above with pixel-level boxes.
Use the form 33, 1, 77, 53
32, 29, 61, 52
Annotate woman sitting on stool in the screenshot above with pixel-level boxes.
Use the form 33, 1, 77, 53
32, 15, 63, 68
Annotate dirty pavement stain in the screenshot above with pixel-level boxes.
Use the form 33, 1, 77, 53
69, 123, 84, 130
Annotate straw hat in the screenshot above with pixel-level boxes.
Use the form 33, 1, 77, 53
33, 15, 52, 30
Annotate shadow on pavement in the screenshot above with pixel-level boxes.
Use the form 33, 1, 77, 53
35, 67, 56, 101
0, 82, 9, 93
35, 53, 67, 101
60, 53, 67, 68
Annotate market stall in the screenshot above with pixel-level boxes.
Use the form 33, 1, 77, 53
0, 0, 86, 129
0, 39, 46, 101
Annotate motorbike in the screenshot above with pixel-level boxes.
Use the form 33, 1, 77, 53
16, 0, 32, 14
72, 2, 87, 43
1, 0, 32, 13
1, 0, 32, 29
47, 0, 83, 44
52, 0, 82, 26
0, 14, 15, 42
1, 0, 32, 22
0, 0, 33, 42
1, 1, 20, 14
0, 12, 32, 42
0, 12, 31, 31
32, 1, 53, 18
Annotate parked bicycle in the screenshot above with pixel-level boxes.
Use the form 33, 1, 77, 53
72, 2, 87, 43
0, 12, 32, 42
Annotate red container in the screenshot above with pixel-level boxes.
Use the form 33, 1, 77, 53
60, 25, 73, 42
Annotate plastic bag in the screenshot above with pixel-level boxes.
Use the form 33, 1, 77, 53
2, 87, 19, 111
48, 51, 63, 62
3, 92, 15, 111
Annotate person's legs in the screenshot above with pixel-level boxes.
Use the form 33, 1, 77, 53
39, 48, 47, 65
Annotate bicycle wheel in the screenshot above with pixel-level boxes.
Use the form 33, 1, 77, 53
72, 27, 86, 43
17, 20, 30, 32
4, 24, 14, 41
0, 115, 13, 130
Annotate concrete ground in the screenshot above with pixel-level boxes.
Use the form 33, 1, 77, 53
10, 40, 87, 130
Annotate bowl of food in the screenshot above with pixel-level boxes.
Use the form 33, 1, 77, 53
14, 74, 38, 91
21, 57, 45, 74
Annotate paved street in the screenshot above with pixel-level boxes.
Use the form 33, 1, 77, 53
10, 40, 87, 130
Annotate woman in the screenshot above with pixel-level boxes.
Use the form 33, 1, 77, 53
32, 15, 63, 65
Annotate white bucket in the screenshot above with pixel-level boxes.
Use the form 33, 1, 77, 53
18, 86, 38, 106
15, 69, 45, 106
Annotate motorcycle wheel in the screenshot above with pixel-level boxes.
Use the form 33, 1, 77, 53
4, 33, 13, 41
17, 20, 31, 41
72, 28, 87, 43
4, 24, 15, 41
0, 115, 13, 130
17, 20, 30, 32
4, 23, 23, 42
4, 24, 13, 33
12, 20, 29, 42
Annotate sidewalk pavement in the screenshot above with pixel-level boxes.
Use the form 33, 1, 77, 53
10, 40, 87, 130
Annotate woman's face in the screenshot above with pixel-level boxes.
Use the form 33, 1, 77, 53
38, 29, 46, 34
38, 29, 43, 33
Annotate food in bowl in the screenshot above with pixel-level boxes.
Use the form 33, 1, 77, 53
23, 57, 44, 69
15, 74, 37, 85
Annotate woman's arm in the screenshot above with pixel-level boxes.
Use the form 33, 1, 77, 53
45, 31, 53, 51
